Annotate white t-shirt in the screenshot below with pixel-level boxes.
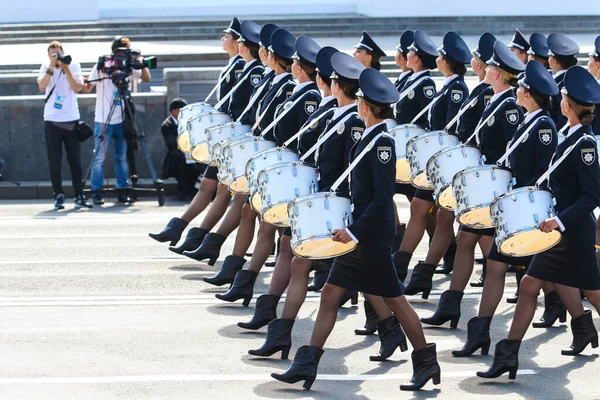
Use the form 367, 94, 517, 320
38, 61, 83, 122
88, 64, 142, 124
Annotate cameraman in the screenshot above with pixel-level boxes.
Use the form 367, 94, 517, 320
38, 40, 92, 210
82, 36, 151, 205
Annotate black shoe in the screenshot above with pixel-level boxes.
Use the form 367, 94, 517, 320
392, 250, 412, 283
470, 258, 487, 287
477, 339, 520, 379
183, 233, 227, 266
248, 319, 294, 359
148, 217, 188, 246
169, 228, 208, 255
264, 238, 280, 267
339, 289, 359, 307
271, 345, 324, 390
421, 290, 463, 328
54, 193, 65, 210
435, 242, 456, 274
561, 310, 599, 355
404, 262, 436, 299
475, 257, 485, 265
117, 189, 133, 204
74, 194, 93, 209
202, 255, 246, 287
400, 343, 441, 391
354, 300, 379, 336
307, 260, 331, 292
215, 270, 258, 306
369, 316, 408, 361
393, 223, 406, 251
532, 290, 567, 328
92, 193, 104, 205
506, 266, 525, 304
238, 294, 280, 330
452, 316, 492, 357
506, 264, 518, 273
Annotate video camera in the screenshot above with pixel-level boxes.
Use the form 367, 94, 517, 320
97, 48, 157, 90
53, 52, 72, 65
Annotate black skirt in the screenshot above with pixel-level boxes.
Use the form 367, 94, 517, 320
204, 165, 218, 180
395, 182, 416, 197
527, 227, 600, 290
487, 236, 533, 266
414, 188, 435, 202
327, 243, 404, 298
459, 225, 495, 237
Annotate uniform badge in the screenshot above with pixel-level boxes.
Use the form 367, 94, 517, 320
487, 116, 495, 126
337, 123, 345, 134
310, 119, 319, 129
505, 109, 519, 125
235, 70, 243, 80
538, 129, 553, 145
351, 127, 363, 142
250, 74, 261, 87
284, 102, 293, 110
581, 148, 596, 165
225, 73, 231, 83
326, 119, 332, 125
304, 101, 318, 115
484, 95, 492, 107
451, 90, 463, 103
407, 90, 415, 100
423, 86, 435, 99
377, 146, 392, 164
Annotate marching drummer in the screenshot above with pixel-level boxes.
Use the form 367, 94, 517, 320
394, 30, 415, 90
527, 33, 551, 69
508, 29, 530, 65
588, 36, 600, 141
353, 31, 387, 70
453, 60, 560, 358
479, 65, 600, 380
547, 33, 580, 129
272, 67, 441, 392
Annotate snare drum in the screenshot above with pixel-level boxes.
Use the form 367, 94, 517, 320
491, 187, 561, 257
453, 165, 513, 229
189, 111, 232, 164
257, 162, 318, 227
388, 124, 427, 183
426, 144, 482, 211
288, 192, 356, 259
407, 131, 460, 189
246, 148, 300, 212
206, 122, 251, 165
177, 102, 214, 153
223, 136, 276, 193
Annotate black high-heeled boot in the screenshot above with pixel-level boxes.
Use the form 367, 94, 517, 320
421, 290, 463, 328
183, 233, 227, 266
369, 316, 408, 361
477, 339, 520, 379
400, 343, 441, 391
169, 227, 208, 254
354, 299, 379, 336
148, 218, 188, 246
470, 258, 487, 287
214, 270, 257, 306
435, 242, 456, 274
339, 289, 359, 307
393, 223, 406, 251
308, 260, 332, 292
532, 290, 567, 328
271, 345, 324, 390
404, 262, 436, 299
248, 318, 294, 359
507, 266, 525, 304
238, 294, 280, 330
561, 310, 599, 355
392, 251, 412, 283
202, 255, 246, 287
265, 237, 280, 267
452, 316, 492, 357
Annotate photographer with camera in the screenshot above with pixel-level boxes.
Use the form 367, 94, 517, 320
82, 35, 151, 205
38, 40, 92, 210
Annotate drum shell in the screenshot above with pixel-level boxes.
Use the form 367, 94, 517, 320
224, 137, 277, 193
206, 122, 251, 165
189, 111, 232, 164
214, 134, 251, 184
407, 131, 460, 189
389, 124, 428, 183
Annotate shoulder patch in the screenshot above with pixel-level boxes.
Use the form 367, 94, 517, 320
581, 148, 596, 165
423, 86, 435, 99
235, 70, 243, 80
250, 74, 262, 87
377, 146, 392, 164
351, 126, 364, 142
484, 95, 492, 107
505, 109, 519, 125
538, 129, 553, 145
451, 90, 464, 103
304, 101, 317, 115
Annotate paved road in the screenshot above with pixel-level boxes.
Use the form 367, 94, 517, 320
1, 198, 598, 399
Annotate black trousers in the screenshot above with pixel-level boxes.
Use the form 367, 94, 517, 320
44, 121, 83, 196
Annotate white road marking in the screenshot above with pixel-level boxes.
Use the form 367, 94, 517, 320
0, 271, 212, 277
0, 370, 537, 384
0, 258, 192, 265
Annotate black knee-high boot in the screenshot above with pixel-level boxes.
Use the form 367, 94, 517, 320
271, 345, 324, 390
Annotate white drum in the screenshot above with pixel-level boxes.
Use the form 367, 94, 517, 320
223, 136, 277, 193
389, 124, 428, 183
257, 162, 318, 227
288, 192, 356, 259
491, 187, 561, 257
453, 165, 514, 229
427, 144, 482, 211
206, 122, 251, 165
407, 131, 460, 189
177, 102, 214, 153
246, 148, 300, 212
189, 111, 232, 164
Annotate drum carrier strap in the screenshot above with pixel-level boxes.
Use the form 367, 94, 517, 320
257, 89, 321, 138
496, 116, 550, 166
300, 112, 359, 162
535, 134, 597, 187
204, 61, 240, 102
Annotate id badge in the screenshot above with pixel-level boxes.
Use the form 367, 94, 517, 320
53, 94, 64, 110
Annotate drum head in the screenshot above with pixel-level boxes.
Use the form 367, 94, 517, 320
396, 159, 411, 183
437, 186, 457, 211
262, 204, 290, 227
457, 207, 494, 229
177, 132, 191, 153
251, 192, 262, 213
411, 172, 434, 190
499, 228, 561, 257
191, 143, 209, 163
293, 236, 357, 259
229, 176, 249, 194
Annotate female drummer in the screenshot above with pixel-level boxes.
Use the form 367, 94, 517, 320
478, 65, 600, 379
271, 68, 441, 392
201, 27, 296, 286
353, 31, 386, 70
547, 33, 579, 129
527, 33, 551, 69
394, 30, 415, 91
214, 34, 323, 306
149, 17, 246, 247
393, 31, 470, 285
508, 29, 530, 65
247, 52, 370, 355
452, 60, 559, 358
420, 41, 525, 329
588, 36, 600, 155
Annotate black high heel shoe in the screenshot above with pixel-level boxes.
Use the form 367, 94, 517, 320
421, 290, 463, 328
248, 319, 294, 359
214, 270, 257, 306
403, 262, 436, 299
452, 316, 492, 357
477, 339, 520, 379
169, 227, 208, 254
532, 290, 567, 328
202, 255, 246, 287
148, 218, 188, 246
400, 343, 441, 391
238, 294, 279, 330
369, 316, 408, 361
271, 345, 324, 390
183, 233, 226, 266
339, 289, 359, 307
561, 310, 599, 355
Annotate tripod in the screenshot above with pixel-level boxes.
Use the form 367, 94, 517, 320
82, 76, 165, 206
